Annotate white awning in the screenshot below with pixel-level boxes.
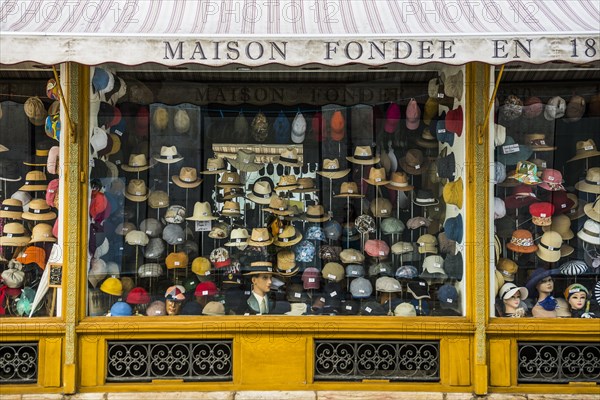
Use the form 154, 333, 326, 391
1, 0, 599, 66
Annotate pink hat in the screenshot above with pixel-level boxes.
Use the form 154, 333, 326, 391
405, 99, 421, 130
364, 239, 390, 257
45, 179, 59, 208
301, 267, 321, 290
384, 103, 401, 133
538, 169, 565, 191
47, 146, 59, 175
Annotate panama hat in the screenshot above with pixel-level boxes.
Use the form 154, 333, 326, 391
244, 261, 277, 275
363, 167, 390, 186
123, 179, 150, 202
263, 196, 292, 216
247, 228, 273, 247
220, 200, 241, 217
386, 172, 414, 191
293, 177, 319, 193
153, 146, 183, 164
575, 167, 600, 194
317, 158, 350, 179
217, 171, 244, 188
172, 167, 203, 188
577, 219, 600, 245
584, 197, 600, 222
273, 225, 303, 247
346, 146, 379, 165
304, 204, 330, 222
186, 202, 218, 221
567, 139, 600, 162
121, 154, 155, 172
246, 179, 275, 204
335, 182, 364, 198
274, 175, 299, 192
200, 157, 227, 174
225, 228, 250, 247
227, 149, 262, 172
274, 147, 303, 167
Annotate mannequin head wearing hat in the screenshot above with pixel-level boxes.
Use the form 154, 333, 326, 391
165, 299, 182, 316
536, 275, 554, 301
564, 284, 589, 312
252, 273, 272, 297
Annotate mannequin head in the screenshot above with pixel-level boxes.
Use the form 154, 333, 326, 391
165, 299, 182, 315
503, 292, 521, 312
499, 283, 528, 315
164, 285, 186, 316
251, 273, 272, 297
536, 276, 554, 298
564, 284, 589, 311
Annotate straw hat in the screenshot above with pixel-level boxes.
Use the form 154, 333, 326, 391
153, 146, 183, 164
19, 171, 48, 191
363, 167, 390, 186
0, 199, 23, 219
346, 146, 379, 165
274, 147, 303, 167
317, 158, 350, 179
536, 231, 563, 262
124, 179, 150, 202
567, 139, 600, 162
575, 167, 600, 194
277, 250, 299, 276
334, 182, 364, 198
24, 97, 47, 126
121, 154, 155, 172
584, 197, 600, 222
186, 201, 218, 221
220, 200, 241, 217
226, 149, 262, 172
577, 219, 600, 245
293, 177, 318, 193
0, 222, 30, 246
246, 180, 275, 204
247, 228, 273, 247
200, 157, 227, 174
273, 225, 303, 247
172, 167, 203, 188
385, 172, 414, 191
29, 223, 57, 243
542, 214, 574, 240
217, 171, 244, 188
152, 107, 169, 130
275, 175, 299, 192
304, 204, 330, 222
225, 228, 249, 247
263, 196, 292, 216
22, 199, 57, 221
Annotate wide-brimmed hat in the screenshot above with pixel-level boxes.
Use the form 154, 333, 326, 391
292, 177, 318, 193
525, 133, 556, 152
385, 172, 414, 191
578, 219, 600, 245
247, 228, 273, 247
495, 136, 533, 166
208, 221, 231, 240
22, 199, 57, 221
216, 171, 243, 188
400, 149, 429, 175
506, 229, 538, 253
200, 157, 227, 174
499, 283, 528, 301
0, 222, 31, 246
304, 204, 330, 222
225, 228, 250, 247
246, 179, 275, 204
220, 200, 241, 217
186, 201, 218, 221
19, 171, 48, 191
244, 260, 277, 275
121, 154, 155, 172
526, 267, 558, 297
575, 167, 600, 194
227, 149, 262, 172
275, 175, 299, 192
0, 160, 22, 182
567, 193, 586, 220
274, 147, 303, 167
123, 179, 150, 202
0, 199, 23, 219
29, 223, 56, 244
363, 167, 390, 186
263, 195, 292, 216
584, 197, 600, 222
346, 146, 379, 165
567, 139, 600, 162
153, 145, 183, 164
172, 167, 203, 188
334, 181, 364, 198
317, 158, 350, 179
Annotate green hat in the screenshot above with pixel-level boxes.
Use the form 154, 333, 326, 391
380, 217, 405, 235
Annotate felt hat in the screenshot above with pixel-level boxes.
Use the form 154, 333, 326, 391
172, 167, 203, 188
0, 199, 23, 219
227, 149, 262, 172
335, 181, 364, 198
346, 146, 379, 165
444, 214, 463, 243
529, 202, 555, 226
293, 177, 318, 193
100, 277, 123, 296
20, 171, 48, 191
263, 196, 292, 216
317, 158, 350, 179
153, 146, 183, 164
445, 105, 463, 136
495, 136, 533, 166
413, 189, 438, 207
506, 229, 538, 253
217, 171, 244, 188
503, 184, 538, 209
247, 228, 273, 247
201, 157, 227, 174
121, 154, 155, 172
173, 109, 190, 133
567, 139, 600, 162
575, 167, 600, 194
0, 160, 22, 182
525, 267, 558, 297
274, 147, 303, 167
246, 179, 275, 204
363, 167, 390, 186
191, 257, 211, 277
165, 252, 189, 269
544, 96, 566, 120
22, 199, 56, 221
400, 149, 428, 175
186, 202, 218, 221
565, 95, 586, 122
567, 193, 586, 220
386, 171, 414, 191
577, 219, 600, 245
123, 179, 150, 202
126, 287, 151, 305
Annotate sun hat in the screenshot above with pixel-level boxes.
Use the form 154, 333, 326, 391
364, 239, 390, 258
578, 219, 600, 245
511, 161, 542, 185
24, 141, 53, 167
226, 149, 262, 172
370, 197, 393, 218
335, 181, 364, 198
153, 145, 183, 164
535, 231, 563, 262
317, 158, 351, 179
199, 158, 226, 175
272, 147, 303, 167
0, 222, 30, 246
498, 282, 528, 303
186, 201, 218, 221
407, 278, 430, 299
19, 171, 48, 191
171, 167, 203, 189
400, 149, 428, 175
243, 260, 277, 276
584, 197, 600, 222
347, 146, 379, 165
413, 189, 438, 207
567, 139, 600, 162
161, 224, 185, 245
274, 175, 299, 192
29, 223, 56, 243
123, 179, 150, 202
499, 95, 523, 121
537, 169, 565, 192
121, 154, 154, 173
290, 177, 317, 194
0, 160, 22, 182
385, 171, 414, 192
247, 228, 273, 247
525, 133, 556, 152
495, 136, 533, 166
263, 196, 292, 216
20, 199, 55, 221
575, 167, 600, 194
217, 171, 244, 188
541, 214, 574, 240
568, 193, 586, 220
273, 225, 303, 247
363, 167, 390, 186
164, 285, 186, 302
219, 200, 241, 217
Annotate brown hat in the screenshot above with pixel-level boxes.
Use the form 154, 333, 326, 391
334, 182, 364, 198
506, 229, 538, 253
217, 171, 243, 188
317, 158, 350, 179
385, 172, 414, 191
567, 139, 600, 162
565, 95, 586, 122
496, 258, 518, 281
148, 191, 169, 209
121, 154, 155, 172
19, 171, 48, 191
22, 199, 57, 221
293, 177, 318, 193
247, 228, 273, 246
273, 225, 302, 247
363, 167, 390, 186
263, 196, 292, 216
303, 204, 330, 222
124, 179, 150, 202
172, 167, 203, 188
346, 146, 380, 165
399, 149, 429, 175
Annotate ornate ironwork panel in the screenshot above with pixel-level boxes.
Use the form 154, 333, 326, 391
0, 342, 38, 384
518, 342, 600, 383
314, 340, 439, 381
106, 340, 232, 382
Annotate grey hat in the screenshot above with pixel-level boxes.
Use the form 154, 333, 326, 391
345, 264, 365, 278
140, 218, 163, 238
144, 238, 166, 259
162, 224, 185, 245
368, 262, 394, 277
444, 252, 463, 281
375, 276, 402, 293
438, 232, 456, 255
181, 240, 199, 259
349, 277, 373, 299
125, 230, 149, 246
138, 263, 163, 278
323, 219, 342, 241
381, 217, 405, 235
395, 265, 418, 279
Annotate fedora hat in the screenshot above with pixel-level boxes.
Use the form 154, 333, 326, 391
335, 182, 364, 198
247, 228, 273, 247
225, 228, 249, 247
227, 149, 262, 172
0, 160, 22, 182
274, 225, 303, 247
274, 147, 303, 167
506, 229, 538, 253
217, 187, 245, 202
386, 172, 414, 192
567, 139, 600, 162
413, 189, 438, 207
263, 196, 292, 216
525, 133, 556, 152
0, 199, 23, 219
19, 171, 48, 191
246, 179, 275, 204
200, 157, 227, 174
400, 149, 429, 175
293, 177, 318, 193
346, 146, 379, 165
217, 171, 244, 188
186, 201, 218, 221
172, 167, 203, 188
304, 204, 330, 222
121, 154, 155, 172
317, 158, 350, 179
220, 200, 241, 217
244, 260, 277, 275
577, 219, 600, 245
536, 231, 563, 262
153, 145, 183, 164
363, 167, 390, 186
123, 179, 150, 202
22, 199, 57, 221
0, 222, 30, 246
575, 167, 600, 194
275, 175, 299, 192
29, 223, 57, 243
584, 196, 600, 222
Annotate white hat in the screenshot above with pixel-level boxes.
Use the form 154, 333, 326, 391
291, 113, 306, 144
578, 219, 600, 245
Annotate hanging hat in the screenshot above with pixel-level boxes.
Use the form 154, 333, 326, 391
435, 113, 454, 146
217, 171, 244, 188
363, 167, 390, 186
153, 145, 183, 164
251, 112, 269, 142
275, 175, 299, 192
529, 202, 555, 226
444, 70, 463, 100
273, 111, 291, 144
500, 95, 523, 121
274, 225, 303, 247
304, 204, 330, 223
503, 184, 538, 209
200, 157, 227, 174
152, 107, 169, 130
186, 201, 218, 221
577, 219, 600, 245
506, 229, 537, 253
544, 96, 566, 120
172, 167, 203, 188
27, 223, 55, 244
567, 193, 586, 220
436, 152, 456, 181
536, 231, 563, 262
334, 181, 364, 198
385, 171, 414, 192
263, 196, 292, 216
123, 179, 150, 202
538, 169, 564, 191
346, 146, 379, 165
225, 228, 250, 247
19, 171, 48, 191
399, 149, 428, 175
139, 218, 163, 238
244, 260, 276, 275
121, 154, 154, 172
443, 177, 463, 209
248, 228, 273, 246
584, 197, 600, 222
413, 189, 438, 207
0, 199, 23, 219
565, 95, 586, 122
370, 197, 393, 218
405, 98, 421, 130
22, 199, 56, 221
444, 214, 463, 243
542, 214, 574, 240
208, 221, 231, 240
317, 158, 350, 179
173, 109, 190, 134
0, 160, 21, 182
567, 139, 600, 162
247, 179, 275, 204
575, 167, 600, 194
523, 96, 544, 118
24, 97, 47, 126
329, 110, 345, 142
148, 191, 169, 209
291, 113, 306, 144
384, 103, 401, 134
274, 147, 303, 167
227, 149, 263, 172
495, 136, 533, 166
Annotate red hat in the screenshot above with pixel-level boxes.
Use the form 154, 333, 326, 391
364, 239, 390, 257
529, 202, 555, 226
312, 112, 323, 142
89, 191, 108, 220
126, 287, 151, 305
330, 110, 345, 142
301, 267, 321, 290
445, 106, 463, 136
194, 281, 218, 297
538, 169, 565, 191
384, 103, 401, 134
46, 178, 59, 208
504, 184, 538, 209
544, 191, 575, 215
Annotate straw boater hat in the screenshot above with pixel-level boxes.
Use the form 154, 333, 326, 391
363, 167, 390, 186
303, 204, 331, 222
0, 222, 30, 246
584, 197, 600, 222
217, 171, 244, 188
246, 179, 275, 204
200, 157, 227, 174
263, 196, 292, 216
274, 175, 299, 192
121, 154, 155, 172
153, 145, 183, 164
226, 149, 262, 172
172, 167, 203, 188
525, 133, 556, 152
244, 260, 277, 275
386, 171, 414, 191
334, 182, 364, 198
346, 146, 380, 165
22, 199, 57, 221
292, 177, 318, 193
567, 139, 600, 162
20, 171, 48, 191
274, 147, 303, 167
317, 158, 350, 179
247, 228, 273, 247
186, 201, 218, 221
123, 179, 150, 202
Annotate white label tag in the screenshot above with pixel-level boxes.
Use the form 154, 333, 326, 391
174, 261, 180, 266
379, 251, 385, 255
330, 291, 337, 297
308, 278, 315, 283
294, 293, 301, 298
419, 281, 426, 286
447, 298, 453, 303
196, 220, 212, 232
433, 263, 440, 268
227, 177, 234, 182
502, 144, 520, 154
346, 305, 352, 310
561, 203, 567, 208
541, 162, 547, 168
202, 290, 209, 295
415, 164, 421, 170
365, 306, 372, 312
359, 289, 365, 293
320, 297, 325, 303
244, 291, 251, 295
351, 271, 358, 275
584, 145, 594, 151
437, 93, 445, 98
205, 271, 211, 276
327, 274, 335, 279
540, 213, 546, 218
145, 230, 152, 235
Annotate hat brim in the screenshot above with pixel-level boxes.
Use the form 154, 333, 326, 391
243, 269, 278, 275
413, 199, 439, 207
0, 175, 22, 182
567, 150, 600, 162
274, 185, 299, 192
121, 164, 152, 172
303, 215, 331, 223
224, 240, 248, 248
506, 243, 538, 253
22, 211, 57, 221
575, 180, 600, 194
345, 156, 380, 165
568, 204, 586, 220
221, 211, 242, 217
317, 169, 351, 179
227, 159, 263, 172
273, 157, 303, 168
292, 187, 319, 193
247, 239, 274, 247
416, 138, 439, 149
124, 191, 150, 202
263, 208, 293, 216
578, 229, 600, 245
399, 158, 429, 175
200, 169, 227, 175
0, 236, 31, 246
19, 184, 48, 191
334, 193, 365, 198
186, 216, 219, 221
584, 203, 600, 222
216, 182, 244, 188
363, 178, 391, 186
385, 183, 414, 192
536, 247, 561, 263
246, 193, 274, 205
273, 236, 303, 247
0, 211, 23, 219
30, 235, 57, 243
153, 155, 184, 164
172, 176, 203, 189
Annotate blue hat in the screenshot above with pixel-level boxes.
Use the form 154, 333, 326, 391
495, 136, 533, 166
273, 112, 290, 144
350, 277, 372, 299
360, 301, 387, 316
92, 67, 114, 94
345, 264, 365, 278
444, 214, 463, 243
435, 114, 454, 146
396, 265, 418, 280
410, 298, 430, 316
110, 301, 132, 316
295, 240, 316, 263
324, 220, 342, 240
437, 283, 459, 309
526, 267, 559, 298
306, 226, 327, 242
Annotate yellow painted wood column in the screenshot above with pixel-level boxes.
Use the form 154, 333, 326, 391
465, 62, 492, 395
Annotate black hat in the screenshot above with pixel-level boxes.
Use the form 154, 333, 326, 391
436, 152, 456, 181
360, 301, 387, 316
407, 278, 431, 299
444, 252, 463, 281
339, 299, 360, 315
0, 160, 22, 182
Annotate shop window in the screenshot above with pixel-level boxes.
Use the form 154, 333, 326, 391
87, 64, 466, 318
491, 64, 600, 319
0, 66, 61, 318
0, 342, 38, 384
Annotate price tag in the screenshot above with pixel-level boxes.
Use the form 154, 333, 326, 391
584, 145, 594, 151
502, 144, 520, 154
196, 220, 212, 232
379, 251, 385, 255
330, 291, 337, 297
419, 281, 426, 286
447, 298, 453, 303
365, 307, 372, 312
437, 93, 445, 98
294, 293, 301, 298
308, 278, 315, 283
327, 274, 335, 279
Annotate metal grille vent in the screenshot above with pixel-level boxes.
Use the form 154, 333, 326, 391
0, 342, 38, 384
518, 342, 600, 384
106, 340, 232, 382
314, 340, 439, 382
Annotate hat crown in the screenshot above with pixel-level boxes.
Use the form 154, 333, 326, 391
340, 181, 359, 193
253, 180, 273, 195
235, 149, 257, 163
179, 167, 198, 182
330, 110, 345, 132
127, 179, 147, 196
268, 196, 288, 210
323, 158, 341, 169
354, 146, 372, 157
277, 175, 297, 187
368, 167, 387, 182
292, 113, 306, 134
205, 157, 225, 171
250, 228, 270, 242
307, 204, 325, 217
192, 201, 213, 217
406, 149, 424, 166
585, 167, 600, 182
25, 170, 47, 182
220, 171, 241, 184
296, 177, 315, 189
127, 153, 148, 167
230, 228, 249, 240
